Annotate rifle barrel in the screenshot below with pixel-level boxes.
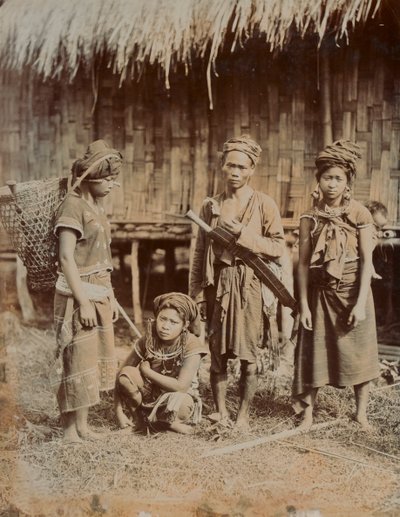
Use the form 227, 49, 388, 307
186, 208, 298, 312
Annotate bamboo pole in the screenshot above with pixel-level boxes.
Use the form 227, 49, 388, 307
202, 419, 343, 458
279, 441, 386, 471
350, 442, 400, 462
16, 256, 36, 322
130, 240, 142, 324
320, 49, 333, 147
372, 382, 400, 392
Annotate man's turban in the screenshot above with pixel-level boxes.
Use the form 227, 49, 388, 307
222, 135, 262, 166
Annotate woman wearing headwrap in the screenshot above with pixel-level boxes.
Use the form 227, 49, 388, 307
53, 140, 123, 442
293, 140, 379, 430
190, 135, 285, 429
114, 292, 208, 434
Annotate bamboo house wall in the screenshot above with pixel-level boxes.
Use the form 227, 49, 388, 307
0, 35, 399, 227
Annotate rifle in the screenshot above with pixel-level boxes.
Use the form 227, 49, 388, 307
186, 209, 298, 314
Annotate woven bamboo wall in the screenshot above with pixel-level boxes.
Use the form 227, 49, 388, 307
0, 38, 399, 228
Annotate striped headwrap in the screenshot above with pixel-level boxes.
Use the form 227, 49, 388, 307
154, 292, 198, 324
153, 292, 201, 336
72, 139, 123, 179
222, 135, 262, 166
315, 140, 361, 184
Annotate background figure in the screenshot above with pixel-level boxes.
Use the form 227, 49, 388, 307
190, 135, 285, 429
293, 140, 379, 430
114, 292, 208, 435
275, 230, 299, 381
365, 200, 394, 327
53, 140, 122, 443
365, 200, 388, 278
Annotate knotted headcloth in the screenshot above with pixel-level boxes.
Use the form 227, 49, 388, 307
153, 292, 200, 336
315, 140, 361, 185
222, 135, 262, 166
72, 139, 123, 179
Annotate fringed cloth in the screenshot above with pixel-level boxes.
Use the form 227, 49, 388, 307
292, 261, 379, 413
52, 271, 116, 413
206, 260, 280, 372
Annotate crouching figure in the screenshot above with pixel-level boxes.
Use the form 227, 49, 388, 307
114, 292, 208, 434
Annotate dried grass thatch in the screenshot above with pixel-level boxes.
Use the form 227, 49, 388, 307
0, 0, 383, 92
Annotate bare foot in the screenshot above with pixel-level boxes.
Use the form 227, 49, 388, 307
62, 428, 83, 444
168, 422, 194, 435
234, 417, 251, 431
77, 428, 105, 441
297, 415, 313, 432
208, 412, 230, 423
354, 415, 374, 431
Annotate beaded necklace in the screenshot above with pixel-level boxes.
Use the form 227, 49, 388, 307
144, 319, 185, 375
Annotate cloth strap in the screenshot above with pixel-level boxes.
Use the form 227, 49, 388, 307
55, 273, 112, 300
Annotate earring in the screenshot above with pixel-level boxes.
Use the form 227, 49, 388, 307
343, 185, 351, 201
311, 183, 320, 203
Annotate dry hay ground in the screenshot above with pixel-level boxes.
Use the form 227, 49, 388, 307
1, 313, 399, 517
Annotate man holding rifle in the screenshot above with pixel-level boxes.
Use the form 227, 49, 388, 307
189, 135, 286, 429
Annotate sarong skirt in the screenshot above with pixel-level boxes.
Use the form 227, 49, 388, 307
205, 263, 264, 371
293, 262, 379, 411
54, 271, 116, 413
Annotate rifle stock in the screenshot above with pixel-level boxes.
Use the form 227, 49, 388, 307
186, 210, 298, 313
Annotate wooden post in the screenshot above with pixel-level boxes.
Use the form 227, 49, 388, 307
188, 88, 210, 275
164, 244, 176, 291
118, 249, 126, 280
320, 49, 333, 147
16, 257, 36, 322
130, 240, 142, 324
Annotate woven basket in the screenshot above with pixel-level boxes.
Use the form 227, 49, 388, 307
0, 177, 68, 291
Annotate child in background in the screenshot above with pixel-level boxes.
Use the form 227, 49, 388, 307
365, 201, 388, 279
54, 140, 122, 443
365, 201, 394, 326
114, 292, 208, 435
365, 201, 388, 233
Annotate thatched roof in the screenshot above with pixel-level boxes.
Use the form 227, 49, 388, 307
0, 0, 383, 88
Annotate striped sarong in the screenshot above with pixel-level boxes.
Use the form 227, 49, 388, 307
53, 271, 116, 413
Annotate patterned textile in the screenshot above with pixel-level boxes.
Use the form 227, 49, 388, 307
53, 271, 116, 413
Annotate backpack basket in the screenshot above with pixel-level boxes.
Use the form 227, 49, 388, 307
0, 177, 68, 291
0, 153, 119, 292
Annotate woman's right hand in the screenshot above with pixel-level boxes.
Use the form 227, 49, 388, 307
300, 306, 313, 331
79, 301, 97, 328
